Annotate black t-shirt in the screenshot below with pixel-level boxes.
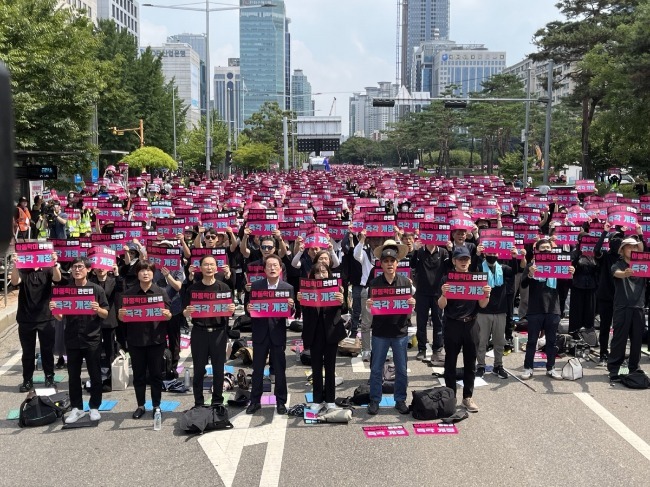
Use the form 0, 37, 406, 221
611, 260, 646, 309
16, 268, 56, 323
368, 273, 413, 338
520, 264, 560, 315
478, 263, 514, 314
183, 280, 232, 328
61, 282, 109, 349
410, 246, 449, 296
440, 275, 480, 320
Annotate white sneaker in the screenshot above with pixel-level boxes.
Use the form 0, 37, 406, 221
521, 368, 534, 380
546, 368, 563, 380
65, 408, 87, 424
361, 351, 371, 362
89, 409, 101, 421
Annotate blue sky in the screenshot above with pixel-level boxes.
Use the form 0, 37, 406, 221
140, 0, 563, 133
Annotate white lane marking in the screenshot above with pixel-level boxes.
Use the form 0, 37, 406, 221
351, 356, 367, 373
575, 392, 650, 462
198, 394, 290, 487
0, 351, 22, 376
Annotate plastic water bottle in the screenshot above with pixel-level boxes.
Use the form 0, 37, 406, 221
153, 408, 162, 431
184, 367, 191, 389
36, 353, 42, 371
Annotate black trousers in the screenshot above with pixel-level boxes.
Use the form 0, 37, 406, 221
167, 313, 183, 371
310, 326, 338, 403
101, 328, 116, 367
415, 294, 443, 352
558, 279, 571, 316
288, 275, 302, 320
130, 342, 165, 408
443, 317, 479, 399
598, 300, 614, 357
18, 320, 55, 382
67, 345, 102, 410
608, 307, 645, 375
569, 287, 596, 333
505, 292, 515, 340
250, 336, 287, 405
191, 326, 227, 406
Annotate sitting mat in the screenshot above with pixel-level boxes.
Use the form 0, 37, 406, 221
6, 409, 20, 420
33, 374, 66, 384
144, 400, 180, 412
83, 400, 118, 412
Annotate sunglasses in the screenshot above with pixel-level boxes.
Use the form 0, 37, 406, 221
205, 235, 218, 240
260, 245, 274, 251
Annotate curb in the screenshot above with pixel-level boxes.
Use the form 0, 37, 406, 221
0, 305, 17, 335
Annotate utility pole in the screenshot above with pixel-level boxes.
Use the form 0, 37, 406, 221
172, 82, 177, 162
523, 66, 531, 188
543, 61, 554, 185
283, 116, 289, 171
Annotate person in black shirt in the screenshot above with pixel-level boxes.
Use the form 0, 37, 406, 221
520, 239, 574, 381
476, 248, 526, 380
118, 261, 172, 420
438, 246, 491, 413
183, 255, 236, 407
365, 240, 416, 416
50, 257, 109, 423
10, 251, 62, 392
609, 237, 646, 381
568, 239, 599, 338
410, 241, 449, 360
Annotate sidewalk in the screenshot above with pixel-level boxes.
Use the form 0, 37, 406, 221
0, 288, 17, 334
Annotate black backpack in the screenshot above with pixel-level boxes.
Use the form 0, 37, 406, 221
179, 404, 234, 434
410, 387, 457, 420
18, 392, 65, 428
620, 369, 650, 389
351, 384, 371, 406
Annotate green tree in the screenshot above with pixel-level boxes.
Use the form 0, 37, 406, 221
0, 0, 103, 176
177, 115, 228, 173
242, 101, 293, 159
233, 142, 274, 172
335, 137, 377, 165
121, 146, 178, 171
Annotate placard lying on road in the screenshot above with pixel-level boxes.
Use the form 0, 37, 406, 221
413, 423, 459, 435
189, 290, 233, 318
121, 294, 166, 322
363, 425, 409, 438
249, 289, 293, 318
444, 272, 488, 300
299, 278, 340, 307
51, 286, 97, 315
370, 286, 413, 315
533, 252, 573, 279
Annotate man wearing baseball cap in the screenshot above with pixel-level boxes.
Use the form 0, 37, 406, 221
609, 236, 646, 381
365, 239, 416, 415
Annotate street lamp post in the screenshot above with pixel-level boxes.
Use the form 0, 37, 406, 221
143, 2, 276, 180
523, 66, 531, 189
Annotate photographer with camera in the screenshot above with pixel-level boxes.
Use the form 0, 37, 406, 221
45, 200, 67, 239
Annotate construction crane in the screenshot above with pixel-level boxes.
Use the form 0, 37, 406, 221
329, 97, 337, 116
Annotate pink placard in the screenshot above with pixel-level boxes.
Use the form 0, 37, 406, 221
413, 423, 459, 435
363, 425, 409, 439
51, 286, 98, 315
190, 248, 228, 268
249, 289, 293, 318
370, 286, 413, 315
533, 252, 573, 279
121, 295, 166, 322
189, 290, 233, 318
630, 252, 650, 278
88, 246, 116, 271
299, 278, 340, 307
419, 222, 450, 246
15, 250, 56, 269
304, 233, 330, 249
445, 272, 488, 300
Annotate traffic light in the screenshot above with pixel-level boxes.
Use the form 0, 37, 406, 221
372, 98, 395, 108
443, 100, 468, 109
225, 150, 232, 165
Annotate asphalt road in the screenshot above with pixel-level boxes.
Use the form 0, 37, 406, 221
1, 315, 650, 487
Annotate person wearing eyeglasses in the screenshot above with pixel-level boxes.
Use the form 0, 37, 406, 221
49, 257, 109, 423
188, 228, 234, 288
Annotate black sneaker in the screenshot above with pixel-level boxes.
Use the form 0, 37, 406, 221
395, 401, 410, 414
19, 380, 33, 393
493, 366, 508, 379
43, 376, 55, 388
55, 356, 66, 370
476, 366, 485, 378
367, 400, 380, 415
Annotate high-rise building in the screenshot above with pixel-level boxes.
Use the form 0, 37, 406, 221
349, 82, 399, 139
214, 64, 244, 141
504, 58, 578, 106
291, 70, 313, 116
142, 42, 202, 128
57, 0, 98, 22
285, 18, 292, 111
167, 34, 207, 117
239, 0, 287, 122
97, 0, 140, 44
402, 0, 450, 91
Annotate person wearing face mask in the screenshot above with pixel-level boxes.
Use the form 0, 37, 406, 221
520, 238, 575, 380
438, 246, 492, 412
475, 248, 526, 380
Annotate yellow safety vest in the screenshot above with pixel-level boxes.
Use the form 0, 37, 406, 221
66, 218, 80, 238
79, 213, 92, 235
